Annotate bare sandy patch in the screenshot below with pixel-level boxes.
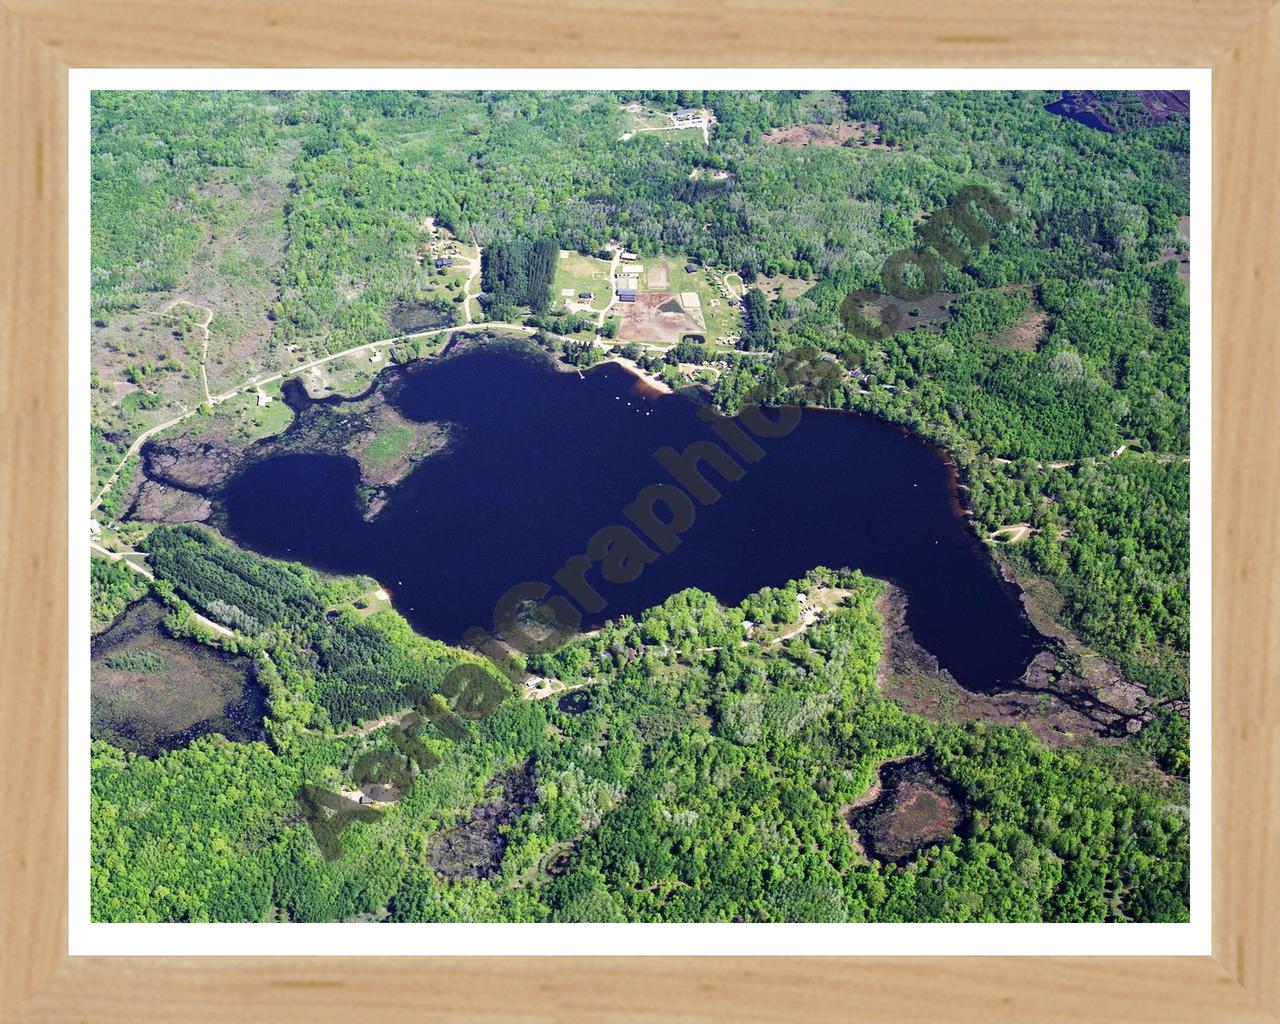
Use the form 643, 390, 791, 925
617, 292, 703, 344
993, 306, 1049, 352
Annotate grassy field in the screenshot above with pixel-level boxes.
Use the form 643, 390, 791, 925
655, 258, 743, 344
154, 380, 294, 452
415, 262, 470, 301
552, 252, 613, 312
754, 271, 815, 302
90, 312, 210, 489
345, 406, 449, 490
620, 103, 671, 132
414, 235, 477, 304
295, 353, 384, 399
363, 424, 414, 465
655, 126, 706, 145
336, 580, 393, 620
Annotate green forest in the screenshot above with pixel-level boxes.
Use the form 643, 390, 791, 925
481, 238, 559, 319
89, 88, 1192, 924
92, 556, 1187, 923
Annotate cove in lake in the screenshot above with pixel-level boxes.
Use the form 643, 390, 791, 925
216, 343, 1041, 692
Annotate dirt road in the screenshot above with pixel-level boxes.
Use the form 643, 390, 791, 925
459, 241, 483, 324
598, 248, 623, 329
147, 300, 215, 404
91, 541, 233, 637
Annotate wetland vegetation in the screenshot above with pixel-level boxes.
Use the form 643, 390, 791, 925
91, 597, 267, 757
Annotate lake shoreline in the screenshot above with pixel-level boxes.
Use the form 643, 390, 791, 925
210, 345, 1043, 690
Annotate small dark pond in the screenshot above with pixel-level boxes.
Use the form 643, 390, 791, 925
557, 690, 591, 716
215, 343, 1042, 693
425, 760, 538, 878
847, 756, 970, 865
91, 597, 268, 757
1044, 94, 1117, 133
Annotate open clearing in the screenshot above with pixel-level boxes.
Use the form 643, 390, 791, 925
993, 302, 1049, 352
753, 271, 815, 303
988, 523, 1034, 544
1152, 214, 1191, 285
387, 224, 477, 330
619, 101, 671, 132
648, 126, 706, 145
763, 120, 897, 150
843, 289, 957, 338
91, 596, 266, 757
172, 380, 293, 447
552, 251, 613, 312
298, 352, 385, 399
618, 102, 714, 145
845, 757, 967, 864
167, 137, 300, 396
645, 257, 742, 343
617, 292, 704, 344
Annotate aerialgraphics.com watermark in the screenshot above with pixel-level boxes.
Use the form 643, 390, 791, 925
298, 182, 1013, 859
839, 185, 1012, 341
297, 394, 808, 859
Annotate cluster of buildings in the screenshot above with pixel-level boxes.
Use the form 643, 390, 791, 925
618, 251, 640, 303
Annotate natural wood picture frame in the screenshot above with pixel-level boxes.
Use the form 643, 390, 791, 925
1, 2, 1276, 1019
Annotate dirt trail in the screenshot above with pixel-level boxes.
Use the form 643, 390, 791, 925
460, 241, 483, 324
148, 299, 215, 404
721, 270, 744, 300
988, 523, 1033, 544
598, 247, 623, 329
90, 315, 584, 514
768, 586, 851, 644
990, 447, 1188, 473
93, 301, 216, 512
91, 541, 233, 637
336, 709, 410, 737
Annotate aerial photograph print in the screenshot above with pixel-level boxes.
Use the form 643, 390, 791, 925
87, 87, 1193, 927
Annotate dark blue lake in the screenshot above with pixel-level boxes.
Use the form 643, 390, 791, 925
218, 344, 1042, 692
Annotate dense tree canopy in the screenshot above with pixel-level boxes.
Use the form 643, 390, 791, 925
93, 566, 1188, 923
